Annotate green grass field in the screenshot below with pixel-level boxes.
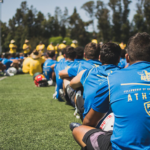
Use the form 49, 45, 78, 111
0, 74, 81, 150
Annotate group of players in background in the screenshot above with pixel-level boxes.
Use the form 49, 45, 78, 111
0, 32, 150, 150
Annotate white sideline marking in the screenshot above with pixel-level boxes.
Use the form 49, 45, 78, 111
0, 77, 7, 81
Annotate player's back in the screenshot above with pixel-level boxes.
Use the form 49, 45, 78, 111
43, 59, 56, 80
22, 57, 31, 73
67, 59, 101, 77
55, 60, 76, 101
81, 64, 120, 118
109, 61, 150, 150
29, 58, 43, 76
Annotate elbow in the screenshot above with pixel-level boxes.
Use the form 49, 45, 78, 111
59, 72, 63, 79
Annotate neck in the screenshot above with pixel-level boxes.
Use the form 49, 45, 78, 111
65, 58, 73, 61
129, 60, 143, 65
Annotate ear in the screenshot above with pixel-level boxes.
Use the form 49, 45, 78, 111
64, 54, 66, 59
125, 53, 130, 63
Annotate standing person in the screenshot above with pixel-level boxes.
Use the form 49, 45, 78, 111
58, 40, 67, 56
71, 40, 78, 48
36, 41, 45, 53
72, 32, 150, 150
23, 39, 32, 56
47, 42, 55, 51
9, 40, 17, 54
119, 41, 126, 50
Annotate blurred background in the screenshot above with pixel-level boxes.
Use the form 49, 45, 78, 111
0, 0, 148, 52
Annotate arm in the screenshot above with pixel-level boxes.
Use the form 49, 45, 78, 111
59, 69, 69, 79
70, 70, 85, 90
51, 64, 55, 70
83, 108, 105, 127
83, 78, 110, 127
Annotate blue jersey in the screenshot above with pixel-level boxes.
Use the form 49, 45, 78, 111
68, 60, 102, 77
2, 58, 13, 70
118, 58, 127, 68
0, 58, 3, 62
80, 64, 120, 119
20, 56, 24, 59
43, 59, 56, 80
55, 60, 76, 101
92, 61, 150, 150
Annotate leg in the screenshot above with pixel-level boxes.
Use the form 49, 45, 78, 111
72, 125, 95, 148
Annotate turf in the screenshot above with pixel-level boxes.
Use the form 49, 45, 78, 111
0, 74, 82, 150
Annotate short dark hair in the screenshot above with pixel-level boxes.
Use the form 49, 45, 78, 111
65, 46, 76, 60
127, 32, 150, 62
47, 50, 55, 58
62, 48, 66, 55
121, 49, 126, 59
100, 42, 121, 65
84, 42, 100, 60
4, 53, 11, 58
75, 46, 84, 59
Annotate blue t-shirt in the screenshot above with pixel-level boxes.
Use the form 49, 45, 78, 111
20, 56, 24, 59
92, 61, 150, 150
118, 58, 127, 68
80, 64, 120, 119
43, 59, 56, 80
67, 60, 102, 77
2, 58, 13, 70
0, 58, 3, 62
54, 60, 77, 101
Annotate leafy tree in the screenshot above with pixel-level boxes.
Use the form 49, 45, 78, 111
69, 8, 90, 46
108, 0, 122, 42
95, 1, 111, 42
132, 0, 146, 34
121, 0, 131, 43
81, 1, 95, 32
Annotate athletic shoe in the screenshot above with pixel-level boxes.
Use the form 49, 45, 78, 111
69, 122, 81, 131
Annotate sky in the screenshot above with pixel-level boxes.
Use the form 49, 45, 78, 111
0, 0, 137, 32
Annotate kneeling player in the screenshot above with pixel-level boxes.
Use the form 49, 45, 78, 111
72, 32, 150, 150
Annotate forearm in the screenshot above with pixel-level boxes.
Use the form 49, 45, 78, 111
59, 70, 69, 79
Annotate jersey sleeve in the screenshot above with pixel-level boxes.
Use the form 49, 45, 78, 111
80, 69, 90, 86
92, 78, 110, 113
67, 66, 78, 77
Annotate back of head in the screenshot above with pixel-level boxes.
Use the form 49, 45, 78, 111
65, 46, 76, 60
84, 42, 100, 60
100, 42, 121, 65
62, 48, 66, 55
127, 32, 150, 62
75, 46, 84, 59
47, 50, 55, 58
5, 53, 11, 59
31, 49, 41, 59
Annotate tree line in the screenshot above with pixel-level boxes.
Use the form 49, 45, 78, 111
1, 0, 150, 52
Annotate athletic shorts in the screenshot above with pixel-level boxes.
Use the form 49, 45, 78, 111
76, 95, 84, 121
65, 84, 76, 106
82, 128, 112, 150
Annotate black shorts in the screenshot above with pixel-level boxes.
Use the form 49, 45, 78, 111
65, 84, 76, 106
83, 129, 112, 150
76, 95, 84, 121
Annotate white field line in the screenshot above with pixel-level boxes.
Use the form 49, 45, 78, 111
0, 77, 7, 81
